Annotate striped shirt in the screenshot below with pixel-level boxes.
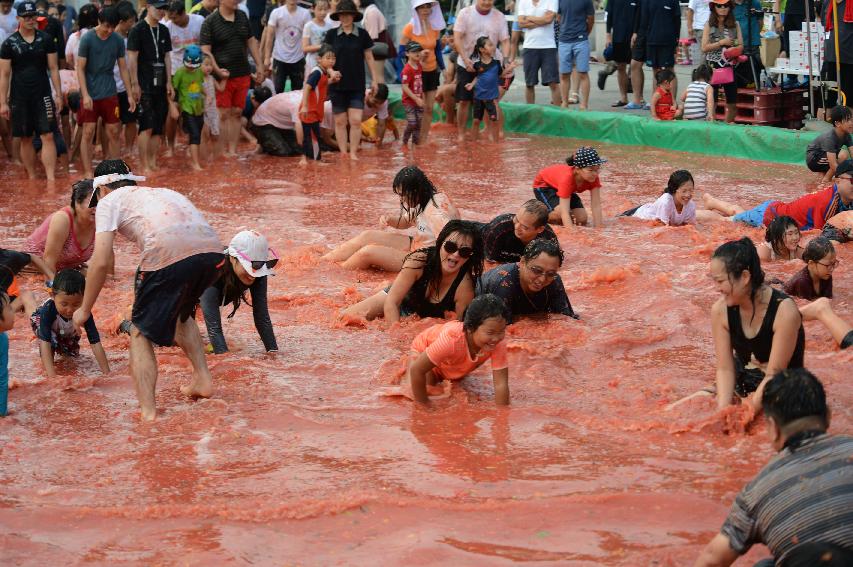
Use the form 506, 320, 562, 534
683, 80, 710, 120
199, 9, 251, 78
721, 434, 853, 563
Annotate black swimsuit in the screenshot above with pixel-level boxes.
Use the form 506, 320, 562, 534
399, 268, 467, 319
727, 288, 805, 396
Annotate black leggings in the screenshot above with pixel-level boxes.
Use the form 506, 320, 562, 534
302, 121, 321, 160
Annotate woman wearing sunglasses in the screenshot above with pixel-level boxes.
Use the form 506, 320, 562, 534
323, 165, 460, 272
701, 0, 743, 123
477, 238, 576, 321
199, 231, 279, 354
341, 220, 483, 323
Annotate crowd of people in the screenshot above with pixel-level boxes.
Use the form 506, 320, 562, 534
1, 0, 852, 564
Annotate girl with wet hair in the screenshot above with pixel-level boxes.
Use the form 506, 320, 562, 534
403, 293, 511, 405
759, 216, 803, 262
323, 165, 460, 272
783, 237, 836, 300
620, 170, 697, 226
341, 220, 483, 322
24, 179, 96, 275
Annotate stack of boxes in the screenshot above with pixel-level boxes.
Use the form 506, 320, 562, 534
785, 21, 825, 71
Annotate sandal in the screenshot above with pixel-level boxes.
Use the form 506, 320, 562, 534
568, 92, 579, 104
611, 100, 628, 107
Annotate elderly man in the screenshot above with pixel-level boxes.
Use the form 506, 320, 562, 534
694, 368, 853, 567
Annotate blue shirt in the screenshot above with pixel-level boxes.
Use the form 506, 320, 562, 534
473, 58, 502, 101
733, 0, 762, 47
558, 0, 595, 42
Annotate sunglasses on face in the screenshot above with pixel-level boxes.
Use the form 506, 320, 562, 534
715, 3, 732, 8
442, 240, 474, 259
527, 265, 558, 280
236, 247, 280, 271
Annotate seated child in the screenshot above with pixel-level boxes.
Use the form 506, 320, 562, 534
401, 293, 510, 405
783, 237, 836, 300
650, 69, 677, 121
678, 64, 714, 121
620, 170, 696, 225
30, 269, 110, 379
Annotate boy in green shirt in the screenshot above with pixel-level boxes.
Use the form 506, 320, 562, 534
171, 44, 206, 170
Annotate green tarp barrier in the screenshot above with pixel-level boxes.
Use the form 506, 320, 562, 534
387, 92, 818, 166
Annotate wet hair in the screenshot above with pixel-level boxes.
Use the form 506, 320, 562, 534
403, 220, 485, 315
471, 35, 490, 59
762, 368, 828, 429
116, 0, 137, 22
830, 105, 852, 126
803, 236, 835, 264
664, 170, 693, 195
77, 3, 100, 29
253, 86, 273, 105
655, 68, 675, 84
71, 178, 94, 210
692, 63, 712, 83
98, 5, 120, 26
520, 199, 549, 227
462, 293, 510, 332
373, 83, 389, 102
392, 165, 437, 220
94, 159, 136, 189
712, 237, 765, 320
764, 215, 799, 259
168, 0, 185, 14
522, 238, 564, 267
317, 43, 335, 59
52, 269, 86, 296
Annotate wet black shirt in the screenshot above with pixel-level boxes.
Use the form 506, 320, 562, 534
0, 30, 56, 98
127, 20, 172, 93
477, 263, 577, 321
200, 9, 252, 78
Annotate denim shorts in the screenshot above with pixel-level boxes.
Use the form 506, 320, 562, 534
558, 39, 590, 74
732, 200, 773, 227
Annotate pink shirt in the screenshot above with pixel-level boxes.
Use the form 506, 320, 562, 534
453, 6, 509, 63
25, 207, 94, 270
412, 320, 508, 381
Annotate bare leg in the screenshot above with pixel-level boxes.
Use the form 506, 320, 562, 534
702, 193, 745, 217
18, 136, 38, 179
148, 134, 161, 170
548, 82, 560, 105
419, 89, 436, 144
189, 144, 202, 170
559, 73, 570, 107
341, 244, 410, 272
456, 100, 470, 141
129, 324, 158, 421
123, 122, 137, 156
333, 112, 349, 155
800, 298, 853, 346
578, 72, 590, 110
39, 133, 57, 181
525, 85, 535, 104
547, 209, 562, 225
104, 123, 121, 159
725, 103, 736, 123
173, 316, 214, 399
630, 60, 645, 105
323, 230, 411, 262
340, 290, 386, 320
137, 129, 152, 172
227, 108, 241, 155
616, 63, 629, 103
347, 107, 363, 160
164, 114, 177, 156
80, 123, 96, 178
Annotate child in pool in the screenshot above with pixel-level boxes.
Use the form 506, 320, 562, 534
0, 290, 14, 416
30, 269, 110, 379
402, 293, 510, 405
621, 170, 696, 225
759, 216, 803, 262
783, 237, 836, 301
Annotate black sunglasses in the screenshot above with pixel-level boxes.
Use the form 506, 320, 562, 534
442, 241, 474, 259
234, 248, 280, 271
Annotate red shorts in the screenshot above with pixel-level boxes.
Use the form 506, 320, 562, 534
77, 95, 120, 124
216, 75, 251, 109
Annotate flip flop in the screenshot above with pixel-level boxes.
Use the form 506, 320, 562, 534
611, 100, 628, 107
623, 102, 644, 110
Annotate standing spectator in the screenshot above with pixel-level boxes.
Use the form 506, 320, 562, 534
640, 0, 680, 104
163, 0, 204, 154
57, 0, 77, 39
604, 0, 638, 107
246, 0, 265, 40
34, 0, 66, 67
302, 0, 332, 76
127, 0, 172, 173
323, 0, 382, 160
112, 1, 138, 156
0, 0, 17, 38
702, 0, 741, 123
401, 40, 425, 146
821, 0, 852, 110
200, 0, 265, 156
557, 0, 594, 110
452, 0, 509, 141
626, 0, 648, 109
359, 0, 388, 84
0, 1, 64, 180
64, 3, 99, 68
687, 0, 710, 64
264, 0, 311, 93
172, 44, 206, 169
732, 0, 762, 87
190, 0, 218, 18
76, 7, 135, 178
399, 0, 446, 145
774, 0, 815, 59
518, 0, 558, 105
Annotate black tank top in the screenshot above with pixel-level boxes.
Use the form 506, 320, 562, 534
727, 287, 805, 368
401, 268, 468, 319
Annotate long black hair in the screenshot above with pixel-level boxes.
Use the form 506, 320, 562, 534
664, 170, 693, 195
402, 220, 484, 311
393, 165, 438, 222
221, 257, 252, 318
712, 237, 765, 321
764, 215, 799, 259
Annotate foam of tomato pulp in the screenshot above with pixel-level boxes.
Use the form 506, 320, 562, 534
0, 129, 850, 565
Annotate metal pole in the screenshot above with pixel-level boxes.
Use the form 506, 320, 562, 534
804, 0, 815, 117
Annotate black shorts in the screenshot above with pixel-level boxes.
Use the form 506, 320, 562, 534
455, 67, 475, 102
422, 69, 441, 92
252, 123, 301, 156
473, 99, 498, 121
10, 94, 57, 138
329, 88, 365, 114
132, 252, 224, 347
533, 186, 583, 211
137, 91, 168, 135
612, 42, 632, 64
806, 152, 831, 173
117, 90, 138, 125
273, 58, 306, 93
631, 36, 646, 63
734, 359, 764, 398
181, 112, 204, 145
522, 47, 559, 87
646, 44, 675, 68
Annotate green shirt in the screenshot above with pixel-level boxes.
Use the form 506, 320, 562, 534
173, 66, 205, 116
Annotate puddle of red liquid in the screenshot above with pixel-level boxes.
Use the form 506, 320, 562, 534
1, 128, 850, 565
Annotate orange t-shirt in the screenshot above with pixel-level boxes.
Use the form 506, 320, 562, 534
411, 320, 508, 381
400, 23, 440, 72
532, 164, 601, 198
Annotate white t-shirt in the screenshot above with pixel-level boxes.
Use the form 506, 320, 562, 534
632, 193, 696, 226
253, 91, 336, 130
453, 6, 510, 63
414, 193, 461, 249
688, 0, 711, 31
302, 19, 332, 70
0, 10, 16, 37
268, 5, 312, 64
163, 14, 204, 72
65, 28, 87, 66
518, 0, 558, 49
95, 186, 222, 272
361, 89, 389, 121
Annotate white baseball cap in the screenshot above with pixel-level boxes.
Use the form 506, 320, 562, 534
227, 230, 278, 278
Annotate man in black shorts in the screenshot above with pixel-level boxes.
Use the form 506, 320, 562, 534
639, 0, 680, 101
0, 1, 63, 180
127, 0, 172, 174
602, 0, 637, 107
626, 0, 647, 109
72, 160, 224, 421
